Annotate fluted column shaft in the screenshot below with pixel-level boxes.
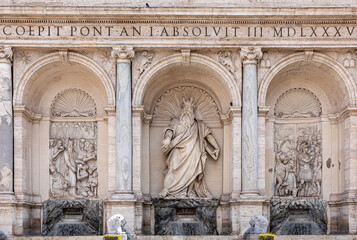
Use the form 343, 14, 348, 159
0, 46, 13, 195
240, 47, 262, 195
112, 46, 135, 193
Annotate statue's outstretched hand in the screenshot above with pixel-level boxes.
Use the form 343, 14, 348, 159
162, 137, 171, 150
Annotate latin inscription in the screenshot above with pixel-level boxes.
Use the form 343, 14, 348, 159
1, 25, 356, 38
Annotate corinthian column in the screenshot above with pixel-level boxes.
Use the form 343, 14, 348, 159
111, 46, 135, 194
240, 47, 262, 195
0, 46, 13, 196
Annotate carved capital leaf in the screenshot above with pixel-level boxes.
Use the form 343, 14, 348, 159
0, 46, 13, 62
240, 47, 263, 64
111, 46, 135, 63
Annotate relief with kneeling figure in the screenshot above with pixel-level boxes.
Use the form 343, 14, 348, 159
274, 124, 322, 197
49, 122, 98, 199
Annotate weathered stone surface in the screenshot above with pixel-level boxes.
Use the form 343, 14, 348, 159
42, 200, 103, 236
154, 199, 219, 235
270, 198, 327, 235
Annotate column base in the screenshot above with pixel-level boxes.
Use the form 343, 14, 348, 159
0, 193, 16, 236
240, 190, 261, 198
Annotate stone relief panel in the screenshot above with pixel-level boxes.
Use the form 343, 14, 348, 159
274, 88, 322, 118
274, 123, 322, 197
153, 86, 220, 120
49, 88, 98, 199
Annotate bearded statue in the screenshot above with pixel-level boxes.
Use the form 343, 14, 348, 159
159, 97, 220, 199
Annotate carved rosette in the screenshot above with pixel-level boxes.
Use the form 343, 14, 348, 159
240, 47, 263, 65
111, 46, 135, 63
0, 46, 13, 64
153, 86, 220, 120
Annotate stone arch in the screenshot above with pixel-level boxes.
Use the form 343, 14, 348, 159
132, 52, 241, 111
14, 52, 115, 107
258, 52, 357, 107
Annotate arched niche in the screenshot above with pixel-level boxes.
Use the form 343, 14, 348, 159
261, 52, 355, 203
13, 51, 112, 206
133, 53, 239, 199
14, 52, 114, 114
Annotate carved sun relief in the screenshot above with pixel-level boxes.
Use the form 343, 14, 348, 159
50, 88, 97, 117
274, 88, 322, 118
153, 86, 220, 120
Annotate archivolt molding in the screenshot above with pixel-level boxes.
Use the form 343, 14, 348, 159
14, 51, 115, 106
132, 52, 241, 107
258, 52, 357, 107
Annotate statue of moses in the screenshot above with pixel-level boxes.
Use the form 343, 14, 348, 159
159, 97, 220, 199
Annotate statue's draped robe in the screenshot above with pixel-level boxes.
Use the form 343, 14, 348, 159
163, 118, 212, 198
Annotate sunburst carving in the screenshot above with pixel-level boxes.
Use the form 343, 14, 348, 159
51, 88, 97, 117
274, 88, 322, 118
153, 86, 220, 120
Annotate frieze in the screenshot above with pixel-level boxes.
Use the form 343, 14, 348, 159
1, 25, 357, 39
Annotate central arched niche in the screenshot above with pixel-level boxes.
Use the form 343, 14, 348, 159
141, 62, 235, 199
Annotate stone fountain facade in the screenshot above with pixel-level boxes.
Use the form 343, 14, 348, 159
0, 0, 357, 238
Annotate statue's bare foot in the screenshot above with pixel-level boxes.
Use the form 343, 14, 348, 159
159, 189, 168, 198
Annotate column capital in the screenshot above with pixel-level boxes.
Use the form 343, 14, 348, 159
240, 47, 263, 65
111, 46, 135, 64
0, 46, 13, 64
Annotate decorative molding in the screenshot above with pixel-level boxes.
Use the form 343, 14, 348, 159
50, 88, 97, 117
111, 46, 135, 63
153, 86, 220, 120
218, 51, 236, 75
260, 52, 271, 68
240, 47, 263, 64
181, 49, 191, 66
0, 46, 12, 63
58, 49, 69, 64
343, 51, 355, 68
274, 88, 322, 118
137, 51, 154, 76
304, 50, 314, 61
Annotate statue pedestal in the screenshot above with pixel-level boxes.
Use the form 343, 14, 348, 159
153, 198, 219, 235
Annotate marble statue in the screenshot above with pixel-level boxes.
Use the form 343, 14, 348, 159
159, 97, 220, 199
243, 214, 269, 239
107, 214, 127, 235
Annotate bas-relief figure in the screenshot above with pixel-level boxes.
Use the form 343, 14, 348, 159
158, 97, 220, 199
49, 88, 98, 199
0, 165, 12, 191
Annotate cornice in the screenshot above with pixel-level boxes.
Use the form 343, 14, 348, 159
0, 6, 357, 23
